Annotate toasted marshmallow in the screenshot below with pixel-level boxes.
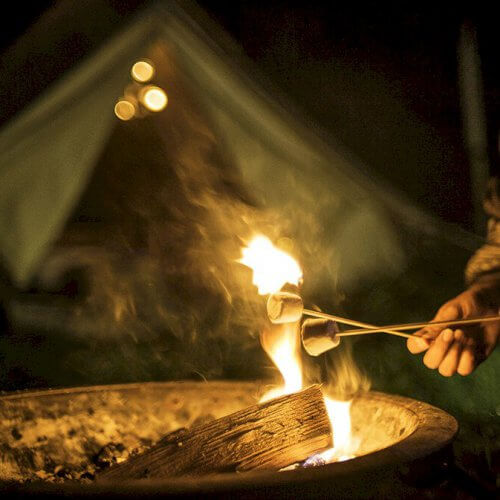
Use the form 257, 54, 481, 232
267, 292, 303, 324
301, 318, 340, 356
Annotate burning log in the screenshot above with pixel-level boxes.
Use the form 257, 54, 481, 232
99, 384, 331, 480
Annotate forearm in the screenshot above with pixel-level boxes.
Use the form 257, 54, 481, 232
468, 272, 500, 310
465, 218, 500, 285
466, 177, 500, 285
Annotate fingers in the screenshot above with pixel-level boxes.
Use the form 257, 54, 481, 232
483, 321, 500, 357
419, 329, 477, 376
437, 330, 464, 377
410, 291, 497, 377
407, 329, 431, 354
457, 338, 476, 376
407, 303, 461, 355
423, 328, 454, 369
454, 322, 498, 376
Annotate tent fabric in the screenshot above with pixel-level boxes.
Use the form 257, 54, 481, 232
0, 13, 155, 287
158, 1, 481, 294
0, 0, 480, 288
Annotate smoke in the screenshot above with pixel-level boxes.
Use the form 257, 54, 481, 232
322, 342, 371, 400
29, 42, 301, 385
301, 329, 371, 401
27, 40, 366, 389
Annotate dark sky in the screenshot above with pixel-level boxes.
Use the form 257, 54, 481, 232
1, 1, 498, 230
199, 3, 499, 231
0, 1, 55, 52
202, 3, 498, 161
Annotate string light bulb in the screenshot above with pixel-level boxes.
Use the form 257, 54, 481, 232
114, 99, 136, 121
131, 60, 155, 83
139, 85, 168, 112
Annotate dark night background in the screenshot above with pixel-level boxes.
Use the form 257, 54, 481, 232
1, 1, 499, 402
0, 1, 499, 492
1, 1, 499, 231
206, 2, 500, 233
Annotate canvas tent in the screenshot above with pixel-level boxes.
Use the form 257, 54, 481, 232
0, 0, 498, 428
0, 0, 479, 286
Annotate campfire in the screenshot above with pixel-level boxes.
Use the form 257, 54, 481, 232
0, 234, 459, 495
240, 234, 360, 465
96, 233, 360, 479
0, 380, 458, 496
2, 1, 491, 495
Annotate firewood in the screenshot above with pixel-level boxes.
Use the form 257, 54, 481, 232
99, 384, 331, 480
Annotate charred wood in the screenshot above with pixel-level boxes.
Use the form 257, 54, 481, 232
99, 384, 331, 479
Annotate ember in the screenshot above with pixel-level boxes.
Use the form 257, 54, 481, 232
0, 380, 458, 497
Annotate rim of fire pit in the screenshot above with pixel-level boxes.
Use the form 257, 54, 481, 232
0, 381, 458, 497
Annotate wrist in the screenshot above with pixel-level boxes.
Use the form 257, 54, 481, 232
469, 273, 500, 309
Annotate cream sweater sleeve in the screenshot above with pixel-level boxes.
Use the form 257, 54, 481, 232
465, 177, 500, 285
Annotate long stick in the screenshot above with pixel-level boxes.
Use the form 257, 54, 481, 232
302, 308, 413, 339
332, 314, 500, 337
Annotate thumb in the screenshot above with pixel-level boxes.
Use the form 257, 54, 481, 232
425, 303, 462, 337
407, 330, 430, 354
407, 303, 461, 354
434, 303, 461, 322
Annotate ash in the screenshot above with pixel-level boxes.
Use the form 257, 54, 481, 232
0, 382, 258, 483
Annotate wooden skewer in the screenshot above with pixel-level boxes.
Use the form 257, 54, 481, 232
302, 308, 413, 339
332, 314, 500, 337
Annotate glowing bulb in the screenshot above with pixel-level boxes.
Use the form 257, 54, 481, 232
239, 235, 302, 295
114, 99, 135, 121
131, 60, 155, 83
139, 85, 168, 112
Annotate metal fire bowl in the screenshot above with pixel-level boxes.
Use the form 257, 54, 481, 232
0, 381, 458, 498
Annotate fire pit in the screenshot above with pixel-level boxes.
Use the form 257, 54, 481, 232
0, 380, 457, 498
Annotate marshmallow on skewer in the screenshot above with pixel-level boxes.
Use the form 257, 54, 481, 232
301, 318, 340, 356
266, 292, 304, 324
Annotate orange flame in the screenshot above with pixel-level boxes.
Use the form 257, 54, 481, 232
239, 235, 359, 463
319, 397, 360, 462
238, 235, 302, 295
259, 323, 303, 402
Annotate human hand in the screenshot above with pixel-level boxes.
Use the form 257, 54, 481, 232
407, 281, 500, 376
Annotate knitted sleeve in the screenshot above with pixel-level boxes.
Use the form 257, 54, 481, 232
465, 177, 500, 285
